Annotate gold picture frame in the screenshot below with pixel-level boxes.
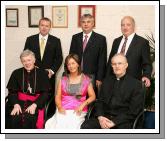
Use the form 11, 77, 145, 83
52, 6, 68, 28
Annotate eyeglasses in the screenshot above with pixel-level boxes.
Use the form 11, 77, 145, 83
111, 62, 126, 66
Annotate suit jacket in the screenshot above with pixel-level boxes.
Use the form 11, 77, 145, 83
24, 34, 63, 74
96, 74, 145, 126
106, 34, 152, 80
69, 31, 107, 81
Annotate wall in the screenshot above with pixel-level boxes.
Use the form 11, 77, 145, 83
5, 5, 155, 94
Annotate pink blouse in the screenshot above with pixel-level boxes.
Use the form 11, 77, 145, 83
61, 74, 90, 112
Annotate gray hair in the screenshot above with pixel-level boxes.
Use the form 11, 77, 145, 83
20, 49, 35, 60
111, 53, 128, 63
80, 14, 94, 22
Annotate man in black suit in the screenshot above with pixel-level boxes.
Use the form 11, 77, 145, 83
69, 14, 107, 95
24, 17, 63, 117
106, 16, 152, 87
81, 54, 145, 129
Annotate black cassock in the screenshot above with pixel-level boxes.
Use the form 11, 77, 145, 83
6, 67, 50, 129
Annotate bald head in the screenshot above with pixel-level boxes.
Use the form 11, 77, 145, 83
111, 53, 127, 64
111, 53, 128, 78
121, 16, 135, 37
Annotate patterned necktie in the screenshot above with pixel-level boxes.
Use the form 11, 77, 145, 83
81, 35, 88, 70
83, 35, 88, 51
40, 37, 45, 60
120, 37, 128, 55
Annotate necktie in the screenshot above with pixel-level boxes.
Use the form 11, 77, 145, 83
40, 37, 45, 60
83, 35, 88, 51
81, 35, 88, 70
120, 37, 128, 55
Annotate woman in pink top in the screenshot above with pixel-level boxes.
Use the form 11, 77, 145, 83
45, 54, 96, 129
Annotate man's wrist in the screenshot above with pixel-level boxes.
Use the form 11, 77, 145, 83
50, 69, 54, 75
98, 116, 103, 120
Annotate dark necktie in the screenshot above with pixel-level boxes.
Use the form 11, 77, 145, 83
120, 37, 128, 55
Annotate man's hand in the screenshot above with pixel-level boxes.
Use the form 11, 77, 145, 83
11, 104, 22, 115
142, 76, 151, 87
96, 80, 102, 88
45, 69, 54, 78
25, 103, 37, 115
98, 116, 115, 129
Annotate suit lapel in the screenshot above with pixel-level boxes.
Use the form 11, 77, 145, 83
83, 31, 95, 53
78, 33, 83, 52
35, 34, 41, 61
114, 36, 123, 54
126, 34, 137, 57
41, 34, 51, 61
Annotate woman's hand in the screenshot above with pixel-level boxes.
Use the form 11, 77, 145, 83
11, 104, 22, 115
25, 103, 37, 115
58, 107, 66, 115
74, 105, 84, 116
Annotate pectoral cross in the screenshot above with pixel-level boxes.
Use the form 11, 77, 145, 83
27, 83, 32, 94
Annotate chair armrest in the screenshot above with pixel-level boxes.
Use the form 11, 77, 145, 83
132, 109, 146, 129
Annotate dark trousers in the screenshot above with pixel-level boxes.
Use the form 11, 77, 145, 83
6, 112, 38, 129
81, 118, 132, 129
45, 75, 56, 120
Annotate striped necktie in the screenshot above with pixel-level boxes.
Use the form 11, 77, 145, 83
120, 37, 128, 55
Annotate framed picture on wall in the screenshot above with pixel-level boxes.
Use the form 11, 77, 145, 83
6, 8, 18, 27
28, 6, 44, 27
52, 6, 68, 28
78, 5, 96, 27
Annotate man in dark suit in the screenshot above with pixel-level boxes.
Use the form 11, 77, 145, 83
24, 17, 63, 117
81, 54, 145, 129
69, 14, 107, 94
106, 16, 152, 87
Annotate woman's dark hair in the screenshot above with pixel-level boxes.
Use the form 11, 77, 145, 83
64, 53, 81, 75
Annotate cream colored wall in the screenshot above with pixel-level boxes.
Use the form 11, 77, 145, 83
5, 5, 155, 94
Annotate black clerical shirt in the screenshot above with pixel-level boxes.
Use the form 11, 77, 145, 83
95, 74, 144, 126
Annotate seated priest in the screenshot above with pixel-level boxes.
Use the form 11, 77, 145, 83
6, 49, 50, 129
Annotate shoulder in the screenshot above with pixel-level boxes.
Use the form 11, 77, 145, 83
9, 68, 23, 80
134, 34, 149, 43
93, 31, 106, 39
12, 68, 23, 75
27, 34, 39, 39
82, 74, 91, 81
48, 34, 60, 41
114, 35, 123, 42
72, 32, 82, 38
61, 75, 68, 81
36, 68, 48, 78
125, 75, 142, 88
103, 75, 115, 83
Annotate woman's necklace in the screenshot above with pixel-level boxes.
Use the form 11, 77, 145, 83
22, 67, 36, 94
